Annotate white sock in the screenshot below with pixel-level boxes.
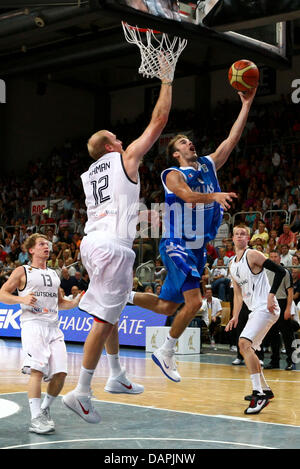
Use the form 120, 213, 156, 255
128, 291, 136, 304
107, 353, 122, 377
41, 393, 56, 410
29, 397, 41, 419
260, 370, 271, 391
162, 333, 178, 352
250, 373, 263, 394
75, 366, 94, 395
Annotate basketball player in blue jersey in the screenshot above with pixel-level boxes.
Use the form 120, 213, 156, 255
129, 87, 257, 382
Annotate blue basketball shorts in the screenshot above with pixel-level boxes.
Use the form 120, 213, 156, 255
158, 239, 207, 304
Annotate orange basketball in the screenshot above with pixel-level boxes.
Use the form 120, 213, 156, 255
228, 59, 259, 92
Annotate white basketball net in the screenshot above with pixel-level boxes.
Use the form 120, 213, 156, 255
122, 22, 187, 83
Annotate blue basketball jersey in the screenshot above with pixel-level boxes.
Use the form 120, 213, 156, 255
161, 155, 223, 250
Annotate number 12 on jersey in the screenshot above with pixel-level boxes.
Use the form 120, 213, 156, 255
91, 176, 110, 206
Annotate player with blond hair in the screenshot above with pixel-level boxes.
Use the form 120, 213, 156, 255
0, 233, 84, 434
226, 224, 286, 414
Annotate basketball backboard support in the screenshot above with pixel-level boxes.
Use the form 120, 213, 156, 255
199, 0, 300, 31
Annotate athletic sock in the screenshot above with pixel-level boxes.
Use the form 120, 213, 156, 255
161, 333, 178, 352
29, 398, 41, 419
107, 353, 122, 377
250, 373, 263, 394
260, 370, 271, 392
75, 366, 95, 395
41, 393, 56, 410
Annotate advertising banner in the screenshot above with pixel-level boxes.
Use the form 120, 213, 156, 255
0, 303, 166, 347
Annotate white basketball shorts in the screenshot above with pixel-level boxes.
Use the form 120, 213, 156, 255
79, 233, 136, 324
21, 320, 67, 380
240, 304, 280, 351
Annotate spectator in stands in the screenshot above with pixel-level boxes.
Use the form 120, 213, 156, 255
47, 252, 59, 270
200, 285, 222, 349
270, 214, 285, 236
145, 285, 154, 293
65, 285, 81, 301
77, 270, 89, 291
132, 276, 144, 292
58, 211, 70, 235
280, 244, 294, 267
69, 241, 80, 262
18, 243, 29, 265
3, 237, 11, 254
60, 229, 73, 245
290, 210, 300, 234
245, 206, 257, 230
278, 224, 297, 248
211, 258, 230, 301
40, 211, 55, 229
76, 215, 87, 237
269, 229, 279, 246
212, 247, 230, 267
249, 219, 269, 249
265, 237, 277, 257
64, 259, 77, 276
49, 203, 60, 222
72, 233, 82, 249
206, 243, 218, 267
60, 267, 78, 296
292, 254, 300, 265
224, 240, 235, 259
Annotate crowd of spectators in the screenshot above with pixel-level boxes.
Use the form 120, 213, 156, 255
0, 92, 300, 325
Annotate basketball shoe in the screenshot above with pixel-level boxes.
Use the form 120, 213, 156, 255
29, 413, 55, 434
244, 389, 274, 401
152, 348, 181, 382
104, 368, 144, 394
41, 407, 55, 431
244, 391, 270, 415
62, 390, 101, 424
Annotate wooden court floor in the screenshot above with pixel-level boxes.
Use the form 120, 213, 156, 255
1, 339, 300, 449
1, 339, 300, 425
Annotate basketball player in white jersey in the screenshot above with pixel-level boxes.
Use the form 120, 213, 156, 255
62, 68, 178, 423
226, 225, 286, 414
0, 233, 83, 434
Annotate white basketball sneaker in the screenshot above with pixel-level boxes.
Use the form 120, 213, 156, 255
104, 368, 144, 394
41, 407, 55, 431
62, 390, 101, 424
152, 348, 181, 382
29, 413, 55, 434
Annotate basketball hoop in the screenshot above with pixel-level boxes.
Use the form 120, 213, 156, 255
122, 22, 187, 82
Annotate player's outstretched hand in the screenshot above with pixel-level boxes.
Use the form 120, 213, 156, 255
213, 192, 237, 211
238, 86, 257, 105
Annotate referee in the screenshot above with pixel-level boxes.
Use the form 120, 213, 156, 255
264, 250, 295, 370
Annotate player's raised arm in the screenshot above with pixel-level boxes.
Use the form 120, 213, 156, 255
121, 26, 187, 181
123, 80, 172, 168
210, 87, 257, 171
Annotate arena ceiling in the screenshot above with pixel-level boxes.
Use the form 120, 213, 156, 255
0, 3, 291, 92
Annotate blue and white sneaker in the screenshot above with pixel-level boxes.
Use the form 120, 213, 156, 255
152, 348, 181, 382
